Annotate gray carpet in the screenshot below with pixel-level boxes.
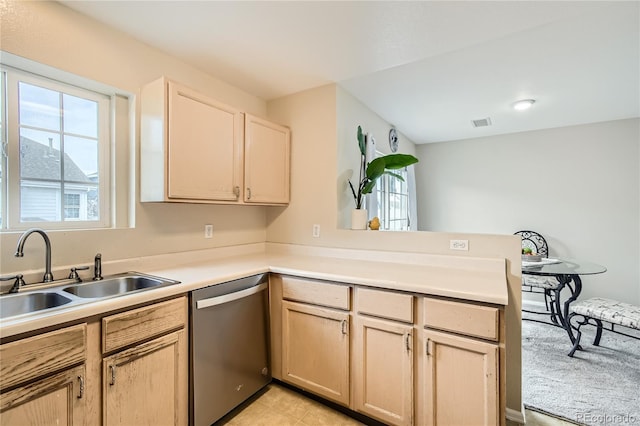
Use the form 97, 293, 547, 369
522, 318, 640, 425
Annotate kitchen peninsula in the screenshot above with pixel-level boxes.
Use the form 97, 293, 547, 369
1, 243, 508, 425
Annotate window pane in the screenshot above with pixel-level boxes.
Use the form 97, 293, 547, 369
19, 82, 60, 131
63, 192, 80, 219
87, 187, 99, 221
21, 182, 61, 222
64, 135, 98, 182
20, 129, 61, 180
63, 94, 98, 137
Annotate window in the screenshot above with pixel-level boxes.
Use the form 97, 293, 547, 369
0, 67, 110, 230
63, 193, 81, 219
375, 166, 411, 231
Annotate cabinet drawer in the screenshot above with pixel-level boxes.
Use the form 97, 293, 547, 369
282, 276, 350, 310
102, 296, 186, 353
424, 298, 499, 341
0, 324, 86, 391
356, 287, 414, 323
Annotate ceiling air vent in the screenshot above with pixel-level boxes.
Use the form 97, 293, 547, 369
472, 117, 492, 128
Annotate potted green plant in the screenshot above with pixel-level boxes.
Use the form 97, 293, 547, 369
348, 125, 418, 229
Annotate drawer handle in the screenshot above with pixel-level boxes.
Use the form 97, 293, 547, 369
405, 333, 411, 352
77, 375, 85, 399
234, 186, 240, 199
425, 339, 431, 356
341, 319, 348, 335
109, 365, 116, 386
246, 187, 252, 200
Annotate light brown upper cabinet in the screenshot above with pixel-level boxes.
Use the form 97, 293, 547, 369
141, 77, 290, 205
244, 114, 290, 204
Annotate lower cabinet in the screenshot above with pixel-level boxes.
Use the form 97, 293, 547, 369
353, 316, 413, 425
353, 286, 415, 425
423, 330, 498, 426
281, 300, 350, 405
103, 330, 186, 426
100, 296, 189, 426
0, 364, 86, 425
271, 274, 505, 426
421, 297, 503, 426
0, 296, 188, 426
0, 324, 87, 426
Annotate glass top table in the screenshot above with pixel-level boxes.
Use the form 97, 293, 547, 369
522, 258, 607, 277
521, 257, 607, 345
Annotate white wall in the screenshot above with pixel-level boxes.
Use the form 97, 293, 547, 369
0, 0, 268, 273
416, 118, 640, 305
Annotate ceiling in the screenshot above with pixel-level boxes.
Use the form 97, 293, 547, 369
60, 1, 640, 144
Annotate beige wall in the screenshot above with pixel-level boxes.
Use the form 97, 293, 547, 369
0, 0, 268, 273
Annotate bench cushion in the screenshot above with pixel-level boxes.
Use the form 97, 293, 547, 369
570, 297, 640, 330
522, 275, 560, 290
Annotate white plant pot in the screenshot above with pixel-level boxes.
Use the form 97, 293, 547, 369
351, 209, 368, 230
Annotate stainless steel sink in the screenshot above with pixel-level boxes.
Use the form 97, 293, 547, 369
62, 274, 179, 299
0, 292, 72, 319
0, 272, 180, 322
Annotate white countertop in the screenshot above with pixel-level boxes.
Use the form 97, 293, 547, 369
0, 249, 508, 339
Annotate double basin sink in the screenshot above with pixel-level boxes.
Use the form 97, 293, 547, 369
0, 273, 180, 321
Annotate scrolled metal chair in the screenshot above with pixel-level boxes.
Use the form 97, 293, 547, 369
515, 230, 562, 325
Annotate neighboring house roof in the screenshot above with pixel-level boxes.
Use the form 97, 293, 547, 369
20, 136, 92, 183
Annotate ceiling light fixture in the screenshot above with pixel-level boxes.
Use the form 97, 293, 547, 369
513, 99, 536, 111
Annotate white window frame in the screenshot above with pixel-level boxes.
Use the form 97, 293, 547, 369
1, 66, 111, 230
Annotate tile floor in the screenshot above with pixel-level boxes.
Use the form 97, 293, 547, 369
218, 383, 364, 426
217, 382, 576, 426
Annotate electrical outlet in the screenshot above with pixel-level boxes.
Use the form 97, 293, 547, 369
204, 224, 213, 239
312, 224, 321, 238
449, 239, 469, 251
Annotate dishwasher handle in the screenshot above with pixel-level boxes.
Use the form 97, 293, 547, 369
196, 282, 268, 310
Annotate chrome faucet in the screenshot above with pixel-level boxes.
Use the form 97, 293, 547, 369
15, 228, 54, 283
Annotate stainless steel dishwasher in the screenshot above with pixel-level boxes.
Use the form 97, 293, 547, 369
190, 274, 270, 426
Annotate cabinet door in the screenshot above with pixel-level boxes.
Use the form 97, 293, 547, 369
167, 81, 242, 201
423, 329, 498, 426
103, 330, 187, 426
353, 316, 413, 426
0, 364, 86, 426
244, 114, 290, 204
282, 301, 349, 405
